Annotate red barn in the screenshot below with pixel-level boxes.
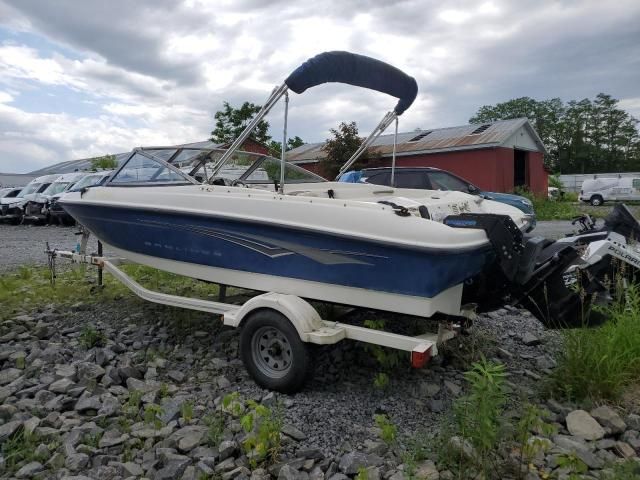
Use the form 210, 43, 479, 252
287, 118, 548, 196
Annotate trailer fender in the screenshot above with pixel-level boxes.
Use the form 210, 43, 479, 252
223, 293, 324, 341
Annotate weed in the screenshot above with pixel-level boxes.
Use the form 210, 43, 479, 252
600, 459, 640, 479
204, 411, 226, 447
373, 372, 389, 390
555, 452, 588, 479
15, 356, 25, 370
159, 382, 171, 399
241, 400, 284, 468
79, 325, 106, 349
222, 392, 244, 416
1, 426, 47, 473
355, 467, 369, 480
126, 390, 143, 418
514, 404, 556, 480
374, 414, 397, 446
550, 284, 640, 401
144, 404, 164, 429
441, 357, 507, 478
181, 401, 194, 423
82, 432, 103, 449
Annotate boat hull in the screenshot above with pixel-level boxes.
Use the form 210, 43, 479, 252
61, 202, 493, 317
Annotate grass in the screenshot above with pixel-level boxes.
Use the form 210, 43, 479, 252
79, 325, 106, 349
549, 284, 640, 401
0, 263, 222, 327
1, 427, 50, 474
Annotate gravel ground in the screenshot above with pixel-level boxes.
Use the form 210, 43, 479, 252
0, 224, 107, 272
1, 223, 638, 479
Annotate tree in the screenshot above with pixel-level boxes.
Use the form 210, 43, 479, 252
211, 101, 271, 145
321, 122, 363, 179
90, 154, 118, 170
267, 136, 305, 157
470, 93, 640, 174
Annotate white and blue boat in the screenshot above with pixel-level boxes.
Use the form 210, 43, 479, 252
59, 52, 532, 319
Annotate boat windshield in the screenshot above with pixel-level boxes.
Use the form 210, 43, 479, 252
71, 173, 109, 191
43, 182, 72, 196
20, 183, 41, 196
111, 147, 326, 185
110, 152, 194, 185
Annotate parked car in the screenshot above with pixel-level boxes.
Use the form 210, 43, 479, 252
579, 176, 640, 206
49, 171, 113, 225
339, 167, 536, 231
0, 174, 60, 224
0, 187, 22, 200
23, 172, 88, 224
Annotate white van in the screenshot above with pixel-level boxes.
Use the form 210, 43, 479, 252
579, 177, 640, 206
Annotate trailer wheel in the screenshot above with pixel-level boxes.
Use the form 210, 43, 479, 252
239, 309, 312, 393
590, 195, 604, 206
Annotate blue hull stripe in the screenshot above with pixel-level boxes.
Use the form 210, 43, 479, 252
62, 203, 492, 298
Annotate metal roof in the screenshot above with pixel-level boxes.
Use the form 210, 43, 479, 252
26, 138, 265, 175
287, 118, 546, 163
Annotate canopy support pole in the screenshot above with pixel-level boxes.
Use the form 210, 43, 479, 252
336, 110, 397, 179
390, 116, 399, 187
279, 91, 289, 194
210, 83, 289, 180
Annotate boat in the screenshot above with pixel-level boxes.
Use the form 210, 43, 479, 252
57, 52, 618, 328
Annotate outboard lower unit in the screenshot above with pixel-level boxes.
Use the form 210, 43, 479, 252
445, 205, 640, 328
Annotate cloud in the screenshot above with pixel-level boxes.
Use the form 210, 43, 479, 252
0, 0, 638, 173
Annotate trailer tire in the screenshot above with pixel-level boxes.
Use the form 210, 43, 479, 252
590, 195, 604, 206
239, 309, 312, 393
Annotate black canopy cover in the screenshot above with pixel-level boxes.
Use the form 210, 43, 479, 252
285, 51, 418, 115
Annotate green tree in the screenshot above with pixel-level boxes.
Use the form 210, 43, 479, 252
211, 101, 271, 145
470, 93, 640, 174
90, 154, 118, 170
268, 136, 305, 157
321, 122, 363, 179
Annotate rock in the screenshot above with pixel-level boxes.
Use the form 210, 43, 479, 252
155, 453, 191, 480
168, 370, 186, 383
116, 461, 145, 476
521, 333, 541, 346
614, 441, 636, 458
99, 430, 129, 448
414, 460, 439, 480
419, 382, 440, 397
76, 362, 106, 383
160, 397, 186, 423
0, 368, 21, 385
223, 466, 251, 480
178, 430, 205, 452
553, 435, 590, 452
218, 440, 238, 460
444, 380, 461, 396
98, 394, 120, 416
338, 452, 384, 475
75, 395, 102, 413
627, 414, 640, 431
15, 461, 44, 478
428, 399, 444, 413
66, 452, 90, 472
590, 405, 626, 434
447, 436, 476, 462
0, 420, 23, 442
50, 378, 75, 393
566, 410, 605, 440
279, 464, 304, 480
282, 424, 307, 441
573, 449, 604, 469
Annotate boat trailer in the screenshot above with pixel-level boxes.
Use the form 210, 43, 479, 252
46, 233, 463, 393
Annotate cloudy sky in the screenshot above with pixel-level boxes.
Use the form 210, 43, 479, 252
0, 0, 638, 173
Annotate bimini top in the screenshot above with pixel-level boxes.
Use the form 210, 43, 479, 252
285, 51, 418, 115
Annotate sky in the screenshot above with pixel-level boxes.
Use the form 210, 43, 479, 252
0, 0, 638, 173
